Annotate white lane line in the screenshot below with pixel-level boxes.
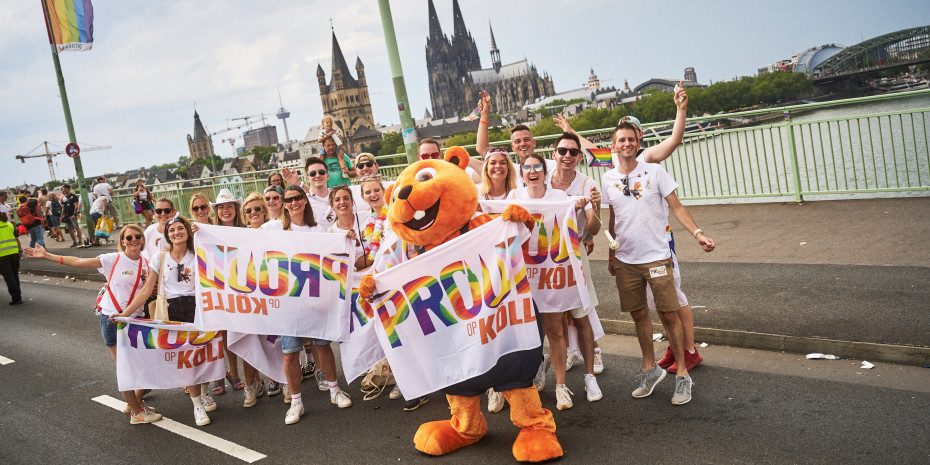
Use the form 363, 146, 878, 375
0, 355, 14, 365
92, 395, 266, 463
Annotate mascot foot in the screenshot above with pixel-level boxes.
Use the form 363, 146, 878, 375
415, 420, 483, 456
513, 428, 563, 463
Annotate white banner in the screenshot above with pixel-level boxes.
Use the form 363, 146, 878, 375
193, 224, 354, 341
370, 218, 539, 399
339, 274, 386, 384
226, 331, 287, 384
115, 319, 225, 391
480, 200, 590, 313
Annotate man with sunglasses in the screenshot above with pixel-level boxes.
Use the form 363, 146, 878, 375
283, 157, 335, 229
602, 121, 715, 406
349, 153, 394, 209
417, 138, 482, 184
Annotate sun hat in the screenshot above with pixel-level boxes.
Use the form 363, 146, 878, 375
210, 188, 243, 209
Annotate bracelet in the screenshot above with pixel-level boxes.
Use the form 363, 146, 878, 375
609, 257, 618, 261
59, 255, 63, 265
693, 228, 703, 238
479, 120, 489, 124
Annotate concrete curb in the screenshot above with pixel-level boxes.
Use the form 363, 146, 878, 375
22, 268, 102, 283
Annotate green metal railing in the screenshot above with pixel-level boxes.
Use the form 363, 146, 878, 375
111, 89, 930, 218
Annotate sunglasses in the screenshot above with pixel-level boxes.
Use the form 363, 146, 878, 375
520, 163, 544, 173
154, 208, 173, 215
123, 233, 144, 241
306, 169, 326, 178
191, 205, 208, 212
556, 147, 582, 157
283, 195, 305, 204
177, 264, 185, 283
419, 152, 441, 160
620, 176, 631, 196
244, 206, 264, 214
264, 195, 281, 202
356, 161, 374, 169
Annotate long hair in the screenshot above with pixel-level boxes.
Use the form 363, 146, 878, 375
242, 192, 269, 226
212, 202, 245, 227
281, 185, 317, 230
188, 193, 213, 223
164, 216, 195, 253
481, 149, 517, 196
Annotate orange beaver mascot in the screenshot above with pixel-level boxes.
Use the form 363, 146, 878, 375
359, 147, 563, 462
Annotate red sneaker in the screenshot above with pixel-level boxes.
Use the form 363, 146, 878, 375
656, 346, 675, 369
668, 348, 703, 372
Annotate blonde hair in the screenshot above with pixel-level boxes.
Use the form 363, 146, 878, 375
321, 115, 334, 125
480, 152, 517, 196
188, 193, 213, 223
242, 192, 269, 226
118, 224, 146, 253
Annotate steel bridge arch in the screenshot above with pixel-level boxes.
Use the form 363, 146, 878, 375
813, 25, 930, 75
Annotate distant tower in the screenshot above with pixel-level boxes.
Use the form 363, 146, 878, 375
186, 111, 214, 161
275, 88, 291, 144
587, 68, 601, 90
450, 0, 481, 75
684, 67, 697, 83
316, 30, 376, 153
489, 21, 501, 73
624, 79, 631, 92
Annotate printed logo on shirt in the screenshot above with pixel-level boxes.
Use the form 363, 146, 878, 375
649, 265, 668, 278
121, 269, 136, 277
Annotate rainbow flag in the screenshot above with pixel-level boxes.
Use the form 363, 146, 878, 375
44, 0, 94, 52
586, 147, 613, 168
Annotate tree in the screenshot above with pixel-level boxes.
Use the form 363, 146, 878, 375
378, 132, 403, 156
243, 145, 276, 165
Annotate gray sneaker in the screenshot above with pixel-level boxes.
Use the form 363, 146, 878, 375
632, 364, 666, 398
671, 375, 693, 405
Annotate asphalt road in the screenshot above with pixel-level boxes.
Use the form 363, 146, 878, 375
1, 279, 928, 464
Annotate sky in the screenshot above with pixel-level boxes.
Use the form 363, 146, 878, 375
1, 0, 928, 188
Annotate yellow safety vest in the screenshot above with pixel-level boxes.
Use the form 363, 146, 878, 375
0, 222, 18, 258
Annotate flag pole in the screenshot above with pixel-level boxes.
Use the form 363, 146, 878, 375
40, 0, 96, 242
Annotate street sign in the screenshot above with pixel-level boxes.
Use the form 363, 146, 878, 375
66, 143, 80, 158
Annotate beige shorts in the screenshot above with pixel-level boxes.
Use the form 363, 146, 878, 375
614, 257, 679, 313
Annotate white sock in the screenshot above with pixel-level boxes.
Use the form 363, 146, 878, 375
191, 396, 202, 408
687, 349, 696, 354
291, 392, 302, 403
594, 347, 601, 354
328, 381, 338, 392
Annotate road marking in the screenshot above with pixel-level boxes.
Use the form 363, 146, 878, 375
0, 355, 14, 365
92, 395, 266, 463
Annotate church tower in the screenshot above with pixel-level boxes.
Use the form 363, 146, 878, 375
450, 0, 481, 75
425, 0, 458, 119
187, 111, 214, 161
489, 21, 501, 73
317, 30, 376, 153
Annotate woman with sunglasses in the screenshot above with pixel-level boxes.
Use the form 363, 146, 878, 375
144, 198, 176, 261
508, 152, 600, 411
24, 225, 163, 425
479, 146, 518, 200
262, 185, 353, 424
263, 185, 284, 221
111, 216, 214, 426
242, 193, 269, 229
189, 193, 213, 225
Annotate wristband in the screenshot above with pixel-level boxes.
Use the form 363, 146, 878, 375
693, 228, 703, 238
59, 256, 63, 265
609, 257, 618, 261
479, 120, 489, 124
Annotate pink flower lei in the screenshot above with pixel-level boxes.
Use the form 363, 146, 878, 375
362, 205, 389, 261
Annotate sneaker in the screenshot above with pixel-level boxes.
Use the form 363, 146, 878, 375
555, 384, 573, 410
593, 351, 604, 375
389, 385, 402, 400
284, 401, 304, 425
487, 388, 505, 413
303, 361, 317, 378
330, 387, 352, 408
315, 370, 328, 392
671, 375, 694, 405
668, 348, 703, 372
632, 364, 667, 398
130, 407, 163, 424
267, 380, 282, 396
243, 384, 257, 408
534, 354, 550, 392
584, 374, 603, 402
255, 380, 265, 399
403, 396, 429, 411
565, 350, 583, 371
283, 384, 291, 404
201, 393, 216, 412
123, 401, 156, 415
657, 346, 675, 370
70, 242, 78, 248
193, 405, 210, 426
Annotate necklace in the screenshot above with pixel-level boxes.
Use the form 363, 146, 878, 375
554, 169, 576, 186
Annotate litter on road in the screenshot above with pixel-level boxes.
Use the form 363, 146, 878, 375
806, 353, 840, 360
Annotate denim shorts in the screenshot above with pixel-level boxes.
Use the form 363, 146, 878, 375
99, 313, 118, 347
280, 336, 305, 354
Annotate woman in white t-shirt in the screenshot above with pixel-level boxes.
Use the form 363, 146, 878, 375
479, 146, 517, 201
24, 225, 162, 425
328, 185, 367, 270
242, 193, 269, 229
188, 193, 213, 225
114, 216, 212, 426
262, 185, 284, 222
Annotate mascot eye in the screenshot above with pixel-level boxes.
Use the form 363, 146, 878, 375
415, 167, 437, 183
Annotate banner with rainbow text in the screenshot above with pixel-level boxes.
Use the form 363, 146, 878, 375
44, 0, 94, 52
369, 218, 539, 400
193, 224, 354, 341
339, 273, 386, 384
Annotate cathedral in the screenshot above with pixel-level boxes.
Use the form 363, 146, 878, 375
187, 111, 214, 161
425, 0, 555, 120
316, 31, 380, 154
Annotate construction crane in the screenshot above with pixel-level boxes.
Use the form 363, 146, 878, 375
14, 141, 112, 181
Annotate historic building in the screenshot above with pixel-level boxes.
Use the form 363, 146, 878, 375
187, 111, 214, 161
315, 31, 379, 154
425, 0, 555, 119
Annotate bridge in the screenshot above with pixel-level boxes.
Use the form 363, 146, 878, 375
812, 25, 930, 84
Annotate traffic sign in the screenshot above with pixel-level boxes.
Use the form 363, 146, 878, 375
66, 143, 80, 158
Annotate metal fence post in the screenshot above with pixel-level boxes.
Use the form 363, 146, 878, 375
784, 111, 804, 203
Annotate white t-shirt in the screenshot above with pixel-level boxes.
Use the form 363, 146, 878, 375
93, 182, 113, 201
143, 224, 168, 262
150, 250, 196, 299
514, 159, 557, 187
475, 184, 508, 200
89, 196, 106, 215
547, 171, 598, 241
508, 186, 571, 202
306, 191, 335, 229
261, 219, 326, 233
328, 221, 365, 263
96, 252, 149, 317
601, 161, 679, 264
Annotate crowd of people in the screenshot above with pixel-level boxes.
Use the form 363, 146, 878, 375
10, 88, 715, 430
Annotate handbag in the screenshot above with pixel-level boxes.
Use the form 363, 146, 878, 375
151, 251, 170, 321
360, 358, 395, 400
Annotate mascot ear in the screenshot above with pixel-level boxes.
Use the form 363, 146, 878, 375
384, 183, 395, 206
443, 146, 471, 170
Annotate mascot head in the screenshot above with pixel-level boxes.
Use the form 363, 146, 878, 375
385, 146, 477, 247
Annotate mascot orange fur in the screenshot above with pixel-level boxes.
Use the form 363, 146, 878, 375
360, 147, 563, 462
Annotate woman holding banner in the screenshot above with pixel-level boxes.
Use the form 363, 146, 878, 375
188, 193, 213, 225
111, 216, 214, 426
479, 146, 518, 201
507, 152, 602, 411
263, 185, 284, 222
24, 225, 163, 425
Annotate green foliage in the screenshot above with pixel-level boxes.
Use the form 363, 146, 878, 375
378, 132, 403, 156
241, 145, 276, 164
191, 155, 224, 169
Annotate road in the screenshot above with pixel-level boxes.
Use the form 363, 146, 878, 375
1, 278, 928, 464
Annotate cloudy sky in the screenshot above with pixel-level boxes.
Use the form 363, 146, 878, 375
1, 0, 927, 188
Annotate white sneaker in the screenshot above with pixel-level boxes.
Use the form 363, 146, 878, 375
487, 388, 505, 413
584, 374, 603, 402
330, 387, 352, 408
566, 350, 583, 371
389, 385, 402, 400
284, 401, 304, 424
555, 384, 573, 411
201, 392, 216, 412
315, 370, 328, 391
243, 384, 257, 408
193, 405, 210, 426
283, 384, 291, 404
255, 379, 265, 399
129, 407, 163, 424
593, 351, 604, 375
534, 354, 550, 391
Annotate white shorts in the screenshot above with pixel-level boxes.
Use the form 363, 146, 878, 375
645, 250, 688, 310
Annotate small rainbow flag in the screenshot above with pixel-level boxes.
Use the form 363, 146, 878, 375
586, 147, 613, 168
44, 0, 94, 52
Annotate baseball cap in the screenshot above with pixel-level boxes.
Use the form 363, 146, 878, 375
618, 115, 643, 133
354, 153, 376, 166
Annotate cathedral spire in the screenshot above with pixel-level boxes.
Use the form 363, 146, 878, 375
193, 111, 207, 140
427, 0, 443, 40
330, 30, 358, 90
489, 20, 501, 73
452, 0, 468, 40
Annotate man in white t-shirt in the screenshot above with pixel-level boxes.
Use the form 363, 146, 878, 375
602, 121, 715, 406
282, 156, 335, 229
350, 153, 394, 210
93, 177, 120, 227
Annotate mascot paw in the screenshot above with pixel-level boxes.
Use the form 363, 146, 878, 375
414, 420, 483, 456
501, 205, 536, 231
359, 274, 376, 300
512, 428, 563, 463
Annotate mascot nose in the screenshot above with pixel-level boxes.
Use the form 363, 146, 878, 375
396, 184, 413, 200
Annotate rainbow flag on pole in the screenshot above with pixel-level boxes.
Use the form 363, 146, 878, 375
44, 0, 94, 52
586, 147, 614, 168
